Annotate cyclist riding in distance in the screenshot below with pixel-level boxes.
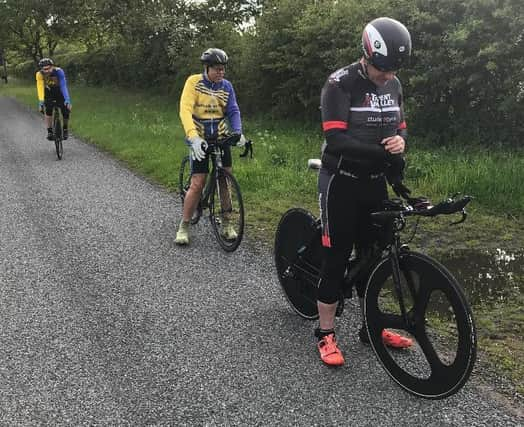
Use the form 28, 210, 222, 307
36, 58, 72, 141
175, 48, 247, 245
315, 17, 414, 366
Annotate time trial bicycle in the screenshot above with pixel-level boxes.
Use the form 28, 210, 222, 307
274, 159, 477, 399
178, 134, 253, 252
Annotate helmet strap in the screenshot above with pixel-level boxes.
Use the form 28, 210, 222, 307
360, 57, 370, 78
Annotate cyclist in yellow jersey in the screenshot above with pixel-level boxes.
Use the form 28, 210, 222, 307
36, 58, 72, 141
175, 48, 247, 245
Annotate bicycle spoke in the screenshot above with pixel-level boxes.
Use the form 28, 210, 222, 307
413, 327, 446, 376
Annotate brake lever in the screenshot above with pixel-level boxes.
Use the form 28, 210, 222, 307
448, 196, 472, 225
450, 209, 468, 225
239, 140, 253, 158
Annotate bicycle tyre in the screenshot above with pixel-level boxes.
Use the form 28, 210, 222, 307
364, 250, 477, 399
53, 109, 63, 160
274, 208, 322, 320
178, 155, 202, 225
209, 168, 244, 252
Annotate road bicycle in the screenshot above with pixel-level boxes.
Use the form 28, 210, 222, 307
49, 101, 64, 160
40, 101, 65, 160
178, 134, 253, 252
274, 159, 477, 399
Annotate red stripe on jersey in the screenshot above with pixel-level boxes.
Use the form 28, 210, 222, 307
322, 121, 348, 131
398, 121, 407, 130
322, 233, 331, 248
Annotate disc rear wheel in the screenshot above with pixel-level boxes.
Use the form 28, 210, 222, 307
274, 208, 322, 319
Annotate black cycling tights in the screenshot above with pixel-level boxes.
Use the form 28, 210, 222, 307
317, 169, 387, 304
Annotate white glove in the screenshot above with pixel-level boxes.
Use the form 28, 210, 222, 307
189, 136, 207, 161
237, 134, 247, 147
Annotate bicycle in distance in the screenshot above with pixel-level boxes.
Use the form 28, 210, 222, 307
179, 133, 253, 252
41, 99, 64, 160
274, 158, 477, 399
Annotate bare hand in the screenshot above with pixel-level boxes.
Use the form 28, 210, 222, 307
381, 135, 405, 154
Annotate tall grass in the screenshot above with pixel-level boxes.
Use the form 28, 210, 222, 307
2, 80, 522, 236
408, 147, 523, 214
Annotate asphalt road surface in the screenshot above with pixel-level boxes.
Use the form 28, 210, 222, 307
0, 96, 522, 426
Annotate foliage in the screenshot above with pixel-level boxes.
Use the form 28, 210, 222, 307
4, 0, 524, 146
397, 0, 524, 145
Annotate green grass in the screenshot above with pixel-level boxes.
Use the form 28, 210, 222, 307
2, 80, 523, 395
407, 147, 523, 215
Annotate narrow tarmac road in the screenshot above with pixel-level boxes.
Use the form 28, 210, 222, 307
0, 96, 521, 426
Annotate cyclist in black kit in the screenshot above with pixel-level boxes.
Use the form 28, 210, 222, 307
315, 17, 414, 366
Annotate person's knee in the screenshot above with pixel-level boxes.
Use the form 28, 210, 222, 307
190, 175, 206, 192
318, 278, 340, 304
318, 246, 350, 304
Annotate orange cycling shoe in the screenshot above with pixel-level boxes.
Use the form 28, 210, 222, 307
317, 333, 345, 366
381, 330, 413, 348
359, 327, 413, 349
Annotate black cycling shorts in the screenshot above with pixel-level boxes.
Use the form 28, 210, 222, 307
44, 89, 70, 120
186, 141, 232, 174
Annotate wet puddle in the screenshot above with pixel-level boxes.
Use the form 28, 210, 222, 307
437, 249, 524, 306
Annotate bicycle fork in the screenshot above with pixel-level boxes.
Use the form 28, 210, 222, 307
388, 233, 416, 332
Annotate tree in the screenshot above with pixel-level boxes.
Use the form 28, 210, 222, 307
0, 0, 85, 62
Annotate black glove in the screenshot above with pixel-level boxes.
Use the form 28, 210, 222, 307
385, 154, 405, 181
386, 154, 411, 199
391, 181, 412, 199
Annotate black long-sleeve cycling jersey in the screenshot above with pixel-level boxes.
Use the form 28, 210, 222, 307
320, 61, 407, 174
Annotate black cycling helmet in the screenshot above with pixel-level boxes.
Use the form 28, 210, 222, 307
38, 57, 54, 68
362, 17, 411, 71
200, 48, 228, 66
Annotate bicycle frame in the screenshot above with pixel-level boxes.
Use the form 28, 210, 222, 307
199, 144, 227, 207
285, 194, 472, 318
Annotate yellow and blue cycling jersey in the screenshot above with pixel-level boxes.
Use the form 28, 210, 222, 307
36, 67, 71, 104
179, 73, 242, 140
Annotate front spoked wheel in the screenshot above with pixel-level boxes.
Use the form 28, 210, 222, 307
209, 169, 244, 252
274, 208, 322, 319
53, 112, 63, 160
178, 155, 202, 225
364, 251, 477, 399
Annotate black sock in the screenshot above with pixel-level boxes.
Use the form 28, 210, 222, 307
314, 328, 335, 341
